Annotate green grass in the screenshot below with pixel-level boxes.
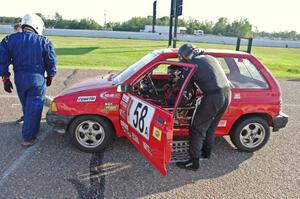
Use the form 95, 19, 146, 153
1, 34, 300, 78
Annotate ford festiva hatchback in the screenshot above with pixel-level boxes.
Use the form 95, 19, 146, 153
47, 49, 288, 176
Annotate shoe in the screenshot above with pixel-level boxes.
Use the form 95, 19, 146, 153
200, 153, 211, 160
176, 158, 199, 171
201, 150, 211, 159
16, 116, 24, 124
21, 139, 37, 148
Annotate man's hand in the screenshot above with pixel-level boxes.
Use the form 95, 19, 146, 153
2, 77, 13, 93
46, 76, 53, 87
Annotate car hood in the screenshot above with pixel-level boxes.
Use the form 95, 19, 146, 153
59, 74, 114, 96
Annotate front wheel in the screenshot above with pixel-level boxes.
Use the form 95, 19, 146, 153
68, 115, 115, 152
230, 117, 270, 152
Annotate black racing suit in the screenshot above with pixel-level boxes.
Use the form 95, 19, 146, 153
187, 55, 231, 159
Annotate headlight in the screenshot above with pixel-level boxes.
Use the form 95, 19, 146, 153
50, 101, 58, 112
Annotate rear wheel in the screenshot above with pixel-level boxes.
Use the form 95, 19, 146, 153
230, 117, 270, 152
68, 115, 115, 152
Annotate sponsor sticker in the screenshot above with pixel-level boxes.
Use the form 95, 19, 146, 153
131, 132, 139, 144
234, 93, 241, 100
103, 105, 118, 111
125, 130, 131, 138
120, 109, 126, 118
122, 94, 129, 103
217, 120, 227, 127
77, 96, 96, 102
120, 120, 128, 131
153, 126, 162, 141
100, 92, 115, 100
100, 103, 118, 111
143, 142, 152, 155
120, 101, 127, 109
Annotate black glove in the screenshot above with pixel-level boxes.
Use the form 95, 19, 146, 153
46, 76, 53, 87
2, 77, 13, 93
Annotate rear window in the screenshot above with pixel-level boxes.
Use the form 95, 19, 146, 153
218, 57, 268, 89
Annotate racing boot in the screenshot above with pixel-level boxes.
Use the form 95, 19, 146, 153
21, 138, 37, 148
200, 148, 211, 160
176, 158, 199, 171
16, 116, 24, 124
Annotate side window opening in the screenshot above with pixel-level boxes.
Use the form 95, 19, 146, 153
130, 63, 199, 128
218, 57, 268, 89
130, 64, 171, 107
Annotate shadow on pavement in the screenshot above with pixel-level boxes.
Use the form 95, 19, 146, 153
55, 45, 167, 56
67, 136, 253, 199
56, 47, 99, 55
287, 78, 300, 82
0, 119, 253, 198
0, 121, 49, 174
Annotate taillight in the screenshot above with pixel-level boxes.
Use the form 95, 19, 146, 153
50, 101, 58, 112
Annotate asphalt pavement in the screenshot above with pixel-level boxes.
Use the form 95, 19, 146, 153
0, 69, 299, 199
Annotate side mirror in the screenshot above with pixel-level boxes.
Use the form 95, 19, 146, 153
117, 84, 131, 93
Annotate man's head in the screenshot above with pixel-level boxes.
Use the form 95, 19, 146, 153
178, 43, 204, 62
21, 13, 44, 35
167, 65, 184, 85
13, 23, 22, 33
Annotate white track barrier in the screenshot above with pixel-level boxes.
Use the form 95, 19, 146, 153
1, 24, 300, 48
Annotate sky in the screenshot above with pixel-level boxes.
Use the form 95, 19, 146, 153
1, 0, 300, 32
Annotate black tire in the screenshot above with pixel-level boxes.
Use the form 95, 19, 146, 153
230, 116, 270, 152
68, 115, 115, 153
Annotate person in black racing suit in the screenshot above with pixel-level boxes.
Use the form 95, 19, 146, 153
176, 44, 232, 171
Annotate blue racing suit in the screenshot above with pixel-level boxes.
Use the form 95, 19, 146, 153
0, 32, 56, 141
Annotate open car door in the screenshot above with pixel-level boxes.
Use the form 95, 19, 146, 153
119, 61, 196, 176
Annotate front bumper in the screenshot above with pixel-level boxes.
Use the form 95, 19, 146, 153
46, 111, 74, 134
272, 112, 288, 132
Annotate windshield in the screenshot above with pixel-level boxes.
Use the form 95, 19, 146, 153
112, 52, 159, 84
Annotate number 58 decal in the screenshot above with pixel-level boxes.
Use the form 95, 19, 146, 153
128, 96, 155, 140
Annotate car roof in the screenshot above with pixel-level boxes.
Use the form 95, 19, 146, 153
155, 48, 250, 56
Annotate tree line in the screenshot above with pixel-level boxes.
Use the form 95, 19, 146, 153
0, 13, 299, 41
0, 13, 102, 31
105, 16, 253, 38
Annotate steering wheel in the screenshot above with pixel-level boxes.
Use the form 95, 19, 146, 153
146, 73, 159, 96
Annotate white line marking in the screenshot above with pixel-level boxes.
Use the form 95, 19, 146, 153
0, 95, 54, 99
0, 95, 18, 98
12, 104, 21, 107
283, 104, 300, 107
0, 129, 50, 187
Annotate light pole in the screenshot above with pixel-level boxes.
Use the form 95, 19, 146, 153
152, 0, 157, 33
169, 0, 183, 48
104, 10, 107, 28
172, 0, 178, 48
168, 0, 174, 47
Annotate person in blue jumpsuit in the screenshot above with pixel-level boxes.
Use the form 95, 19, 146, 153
0, 13, 56, 147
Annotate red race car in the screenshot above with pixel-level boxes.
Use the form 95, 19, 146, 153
47, 48, 288, 176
